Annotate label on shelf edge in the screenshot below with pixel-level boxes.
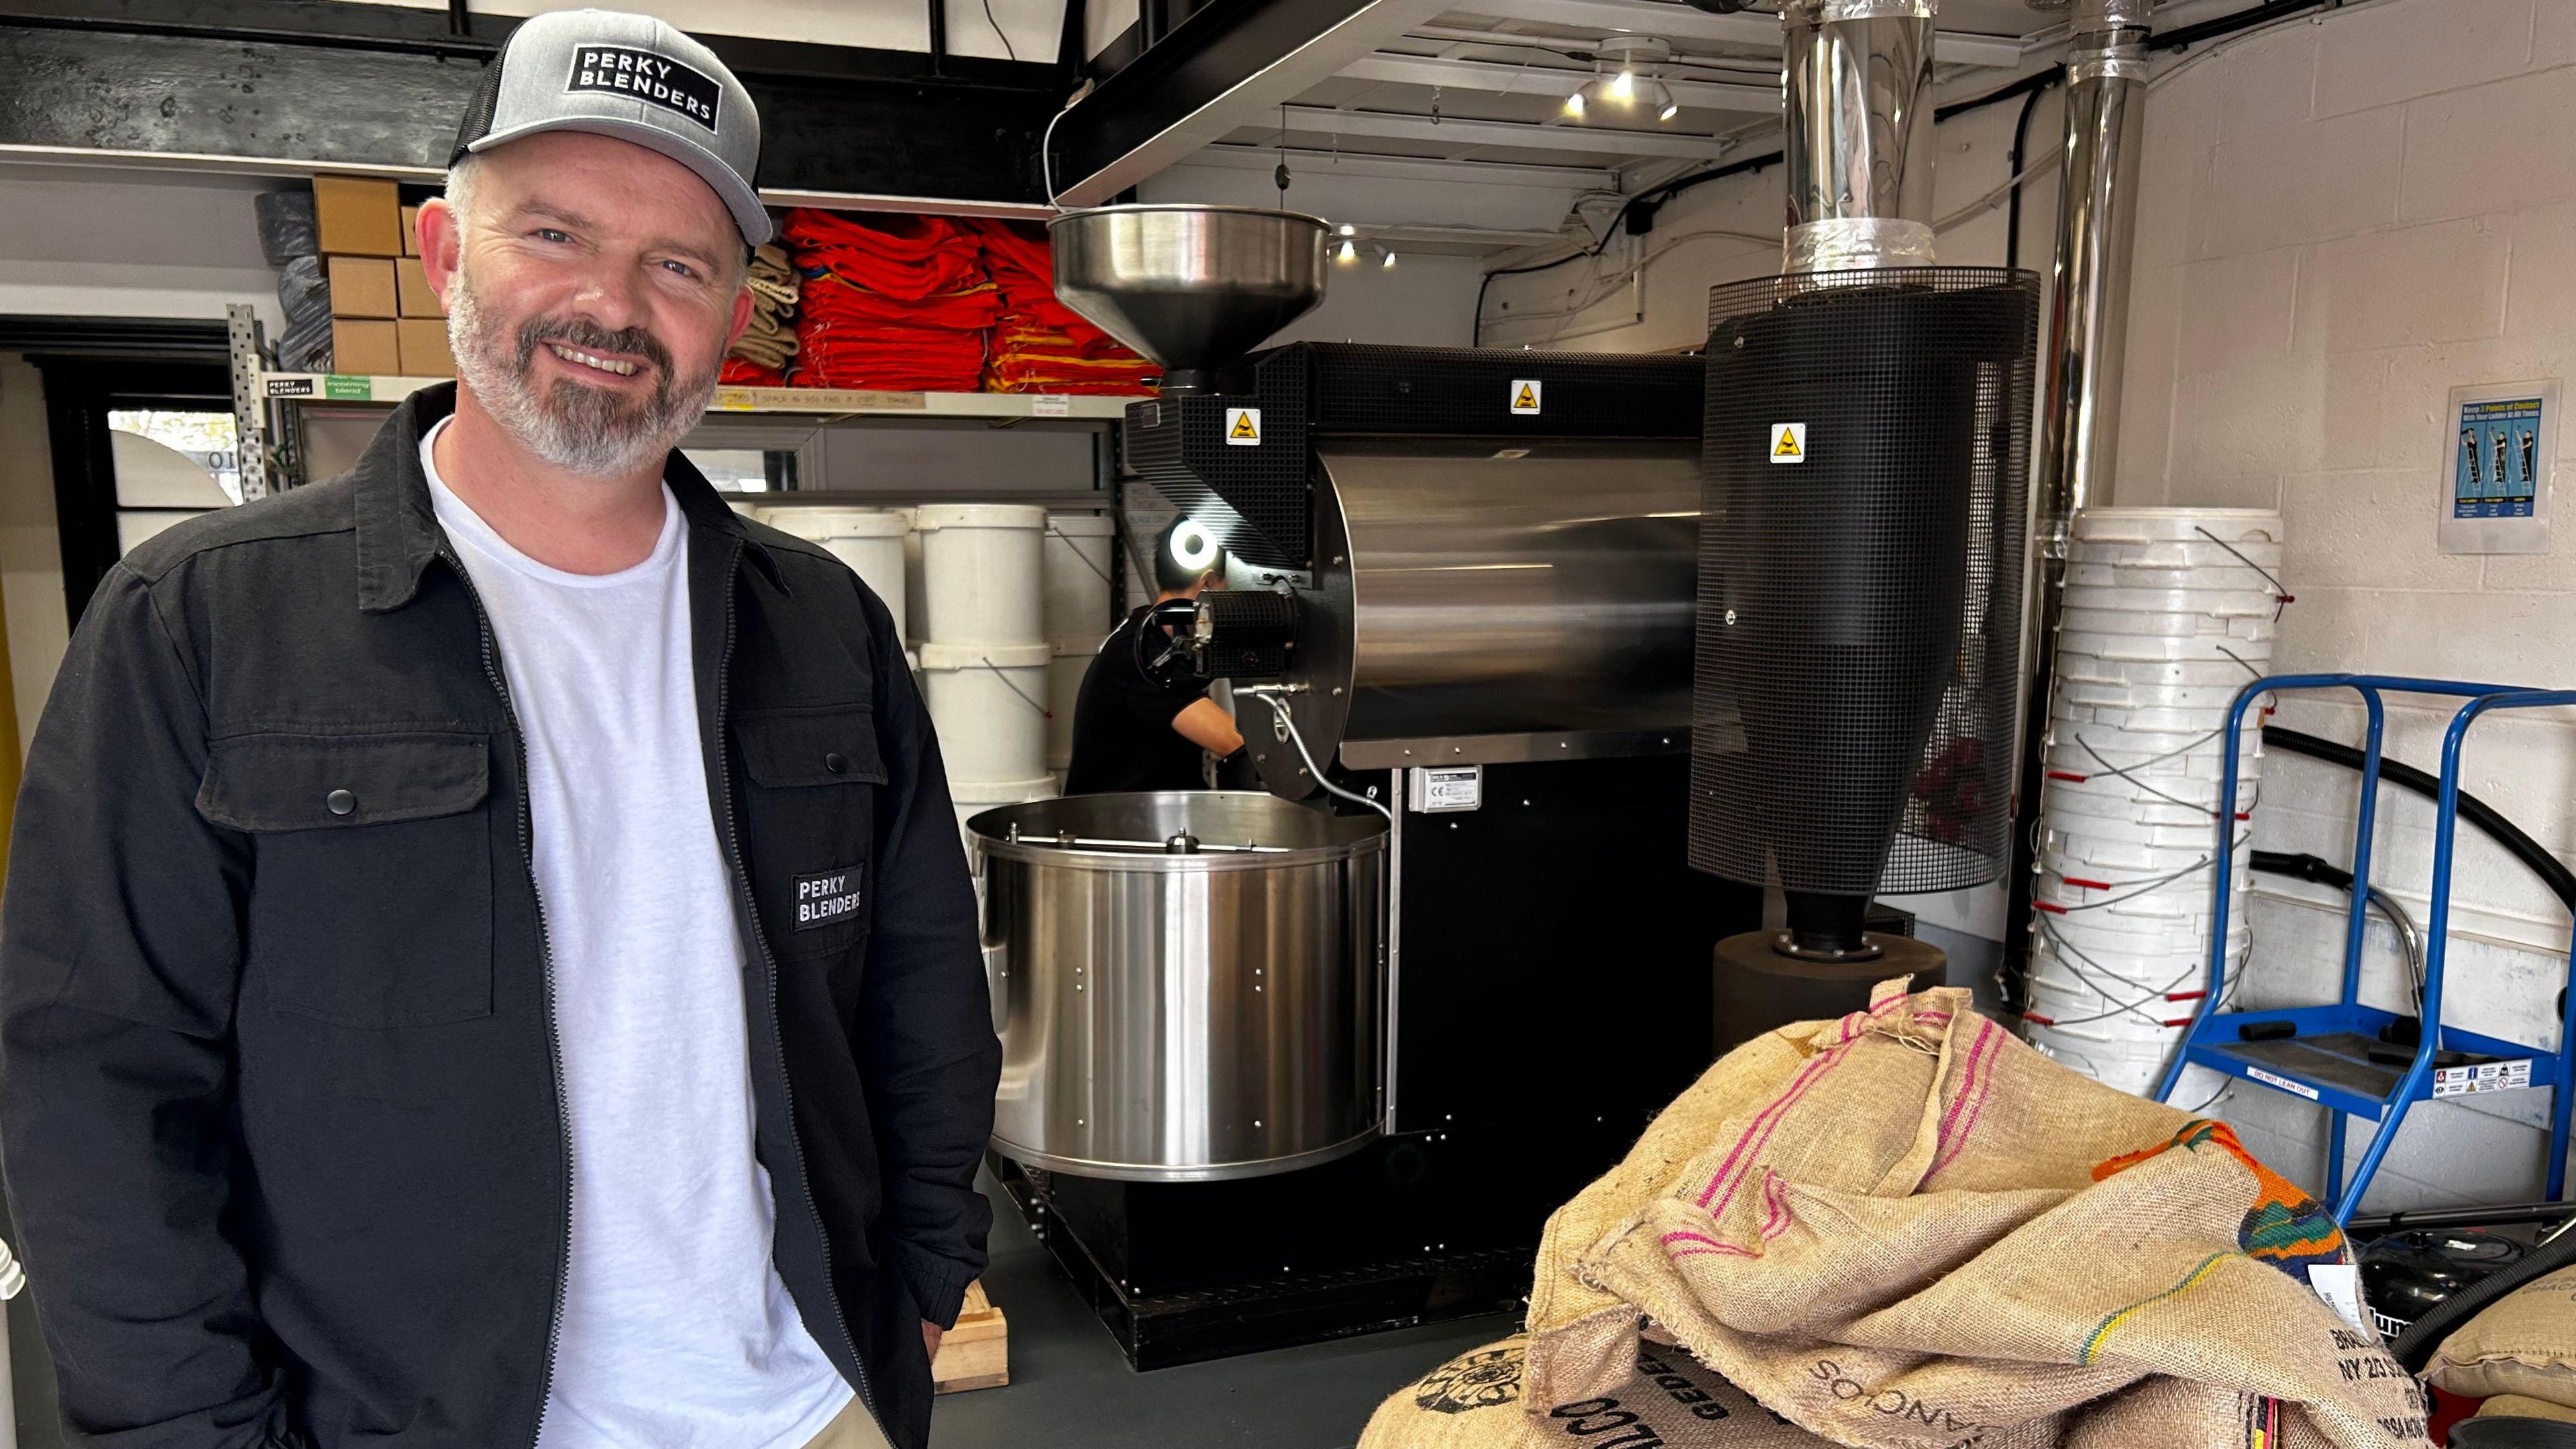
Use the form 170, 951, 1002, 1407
2245, 1064, 2320, 1101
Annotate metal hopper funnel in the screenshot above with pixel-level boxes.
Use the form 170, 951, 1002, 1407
1046, 205, 1330, 394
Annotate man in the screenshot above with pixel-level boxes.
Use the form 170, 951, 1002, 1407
1063, 520, 1247, 795
0, 13, 995, 1449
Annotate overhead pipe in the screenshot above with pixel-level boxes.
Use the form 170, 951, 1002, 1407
1780, 0, 1938, 273
2004, 0, 2153, 997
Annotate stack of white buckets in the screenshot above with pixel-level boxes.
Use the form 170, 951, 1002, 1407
2023, 506, 2286, 1095
756, 504, 1116, 847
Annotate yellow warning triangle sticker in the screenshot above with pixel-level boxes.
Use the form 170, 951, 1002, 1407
1513, 383, 1538, 411
1230, 413, 1258, 439
1773, 429, 1802, 458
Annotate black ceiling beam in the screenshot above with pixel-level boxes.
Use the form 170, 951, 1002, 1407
1048, 0, 1417, 205
0, 0, 1068, 204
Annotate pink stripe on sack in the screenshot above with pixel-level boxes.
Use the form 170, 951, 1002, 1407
1929, 1020, 2002, 1177
1695, 1049, 1843, 1211
1694, 996, 1952, 1215
1758, 1172, 1794, 1240
1662, 1229, 1758, 1260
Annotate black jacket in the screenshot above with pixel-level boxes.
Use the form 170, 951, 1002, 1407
0, 386, 1000, 1449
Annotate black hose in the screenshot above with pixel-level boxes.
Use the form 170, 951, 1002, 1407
2264, 725, 2576, 917
2392, 1215, 2576, 1373
2250, 848, 2353, 893
2003, 78, 2057, 274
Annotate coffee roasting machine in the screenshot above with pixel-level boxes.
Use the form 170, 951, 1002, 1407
981, 0, 2042, 1368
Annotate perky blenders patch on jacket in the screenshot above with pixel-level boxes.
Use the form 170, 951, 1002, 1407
2094, 1120, 2343, 1273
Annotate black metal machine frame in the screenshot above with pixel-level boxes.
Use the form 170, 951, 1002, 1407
994, 342, 1762, 1367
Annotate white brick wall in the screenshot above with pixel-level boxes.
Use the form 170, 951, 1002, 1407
2116, 0, 2576, 1211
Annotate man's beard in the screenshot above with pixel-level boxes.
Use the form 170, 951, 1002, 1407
445, 264, 722, 478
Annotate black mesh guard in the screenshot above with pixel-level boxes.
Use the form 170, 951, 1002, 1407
449, 28, 519, 164
1690, 268, 2039, 897
1197, 587, 1298, 680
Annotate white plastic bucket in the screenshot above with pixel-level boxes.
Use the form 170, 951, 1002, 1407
916, 503, 1046, 645
762, 507, 910, 641
2041, 788, 2216, 829
2056, 629, 2278, 664
2061, 583, 2281, 618
2060, 607, 2279, 641
2070, 539, 2284, 571
900, 509, 926, 646
917, 641, 1053, 785
1046, 641, 1092, 770
2060, 680, 2260, 710
1042, 513, 1117, 646
2072, 506, 2285, 547
2068, 561, 2281, 592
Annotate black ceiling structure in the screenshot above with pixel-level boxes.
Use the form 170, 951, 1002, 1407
0, 0, 1070, 205
1046, 0, 1373, 201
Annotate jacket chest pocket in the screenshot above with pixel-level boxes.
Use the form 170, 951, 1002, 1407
734, 705, 886, 962
197, 731, 496, 1028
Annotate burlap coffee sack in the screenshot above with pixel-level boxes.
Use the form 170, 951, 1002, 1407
2428, 1269, 2576, 1409
2477, 1395, 2576, 1423
1364, 1334, 2061, 1449
1529, 981, 2430, 1449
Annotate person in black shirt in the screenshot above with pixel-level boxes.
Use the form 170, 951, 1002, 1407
1064, 521, 1247, 794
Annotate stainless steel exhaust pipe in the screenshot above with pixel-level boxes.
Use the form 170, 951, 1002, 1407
2004, 0, 2153, 997
1781, 0, 1939, 273
2037, 0, 2151, 513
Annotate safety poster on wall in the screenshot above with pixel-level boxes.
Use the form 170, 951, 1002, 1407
2440, 379, 2557, 555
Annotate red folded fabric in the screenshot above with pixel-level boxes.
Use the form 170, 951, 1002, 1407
795, 321, 987, 392
783, 209, 985, 301
719, 358, 787, 386
800, 271, 1002, 330
967, 217, 1157, 396
785, 207, 998, 390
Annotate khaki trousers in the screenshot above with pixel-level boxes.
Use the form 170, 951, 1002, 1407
800, 1394, 897, 1449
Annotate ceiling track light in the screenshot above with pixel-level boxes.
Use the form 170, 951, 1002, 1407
1569, 36, 1679, 125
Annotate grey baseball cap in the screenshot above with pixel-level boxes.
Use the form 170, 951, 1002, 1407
450, 9, 771, 247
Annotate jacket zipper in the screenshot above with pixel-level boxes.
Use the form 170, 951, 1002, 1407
437, 547, 577, 1449
711, 540, 877, 1424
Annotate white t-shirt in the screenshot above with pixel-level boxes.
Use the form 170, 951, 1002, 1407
423, 421, 855, 1449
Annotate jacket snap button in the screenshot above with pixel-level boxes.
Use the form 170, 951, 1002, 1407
824, 751, 847, 775
326, 788, 356, 817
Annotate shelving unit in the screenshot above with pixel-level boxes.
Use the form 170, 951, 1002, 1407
254, 369, 1132, 421
224, 305, 1140, 498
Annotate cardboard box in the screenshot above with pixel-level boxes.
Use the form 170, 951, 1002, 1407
396, 257, 445, 317
312, 176, 402, 257
400, 205, 421, 257
330, 319, 401, 376
398, 318, 456, 378
327, 256, 399, 319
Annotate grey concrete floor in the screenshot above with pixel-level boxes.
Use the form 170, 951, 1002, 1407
928, 1177, 1516, 1449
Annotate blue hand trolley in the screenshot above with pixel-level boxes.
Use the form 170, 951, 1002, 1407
2151, 674, 2576, 1226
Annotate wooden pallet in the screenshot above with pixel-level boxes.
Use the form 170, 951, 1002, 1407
930, 1281, 1008, 1394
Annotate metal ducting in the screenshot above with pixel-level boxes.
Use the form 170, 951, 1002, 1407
1781, 0, 1939, 274
2006, 0, 2155, 994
